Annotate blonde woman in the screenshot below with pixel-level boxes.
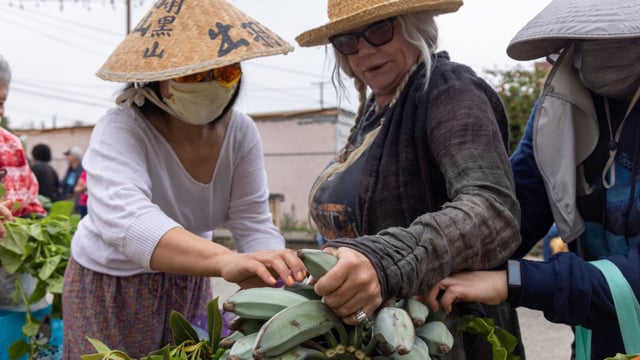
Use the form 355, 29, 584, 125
296, 0, 522, 358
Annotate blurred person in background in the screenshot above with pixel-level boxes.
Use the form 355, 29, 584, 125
59, 146, 83, 205
30, 143, 61, 205
73, 169, 87, 217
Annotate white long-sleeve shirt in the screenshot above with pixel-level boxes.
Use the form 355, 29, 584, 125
71, 106, 284, 276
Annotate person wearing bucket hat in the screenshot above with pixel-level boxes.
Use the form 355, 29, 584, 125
427, 0, 640, 358
297, 0, 524, 358
60, 0, 306, 358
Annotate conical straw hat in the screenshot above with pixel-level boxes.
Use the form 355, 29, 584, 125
296, 0, 462, 47
97, 0, 293, 82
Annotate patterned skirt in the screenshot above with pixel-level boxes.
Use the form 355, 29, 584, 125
62, 257, 211, 359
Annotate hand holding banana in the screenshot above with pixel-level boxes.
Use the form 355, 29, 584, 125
219, 249, 307, 289
310, 247, 384, 325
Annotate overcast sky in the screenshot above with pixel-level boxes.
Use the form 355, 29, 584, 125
1, 0, 549, 129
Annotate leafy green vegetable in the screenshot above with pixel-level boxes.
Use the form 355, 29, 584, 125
457, 315, 521, 360
83, 297, 229, 360
0, 190, 79, 360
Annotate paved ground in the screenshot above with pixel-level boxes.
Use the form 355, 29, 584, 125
211, 277, 575, 360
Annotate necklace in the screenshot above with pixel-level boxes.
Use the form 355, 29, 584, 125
602, 86, 640, 188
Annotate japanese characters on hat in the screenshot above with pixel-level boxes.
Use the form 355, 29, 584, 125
296, 0, 463, 48
97, 0, 293, 82
507, 0, 640, 61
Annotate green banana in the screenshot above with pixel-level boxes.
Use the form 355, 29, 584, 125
284, 282, 321, 300
416, 320, 454, 356
373, 307, 415, 356
222, 287, 309, 320
252, 300, 347, 359
404, 298, 429, 327
219, 330, 246, 349
262, 345, 329, 360
389, 336, 432, 360
228, 317, 266, 335
297, 249, 338, 280
228, 332, 258, 360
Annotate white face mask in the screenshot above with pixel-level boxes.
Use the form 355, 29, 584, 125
163, 79, 238, 125
574, 39, 640, 101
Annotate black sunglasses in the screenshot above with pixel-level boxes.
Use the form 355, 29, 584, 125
329, 17, 397, 56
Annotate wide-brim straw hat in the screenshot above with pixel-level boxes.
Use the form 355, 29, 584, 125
97, 0, 293, 82
507, 0, 640, 61
296, 0, 463, 47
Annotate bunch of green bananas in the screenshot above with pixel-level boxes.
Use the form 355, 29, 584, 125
219, 249, 454, 360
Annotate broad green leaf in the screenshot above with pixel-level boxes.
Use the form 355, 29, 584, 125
208, 297, 222, 350
47, 276, 64, 294
85, 337, 115, 354
8, 338, 29, 360
27, 280, 47, 305
38, 254, 61, 280
457, 315, 520, 360
0, 247, 22, 273
48, 200, 74, 216
1, 222, 29, 254
80, 355, 107, 360
22, 318, 41, 337
169, 310, 200, 345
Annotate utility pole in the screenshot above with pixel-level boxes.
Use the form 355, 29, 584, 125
311, 81, 330, 109
126, 0, 131, 34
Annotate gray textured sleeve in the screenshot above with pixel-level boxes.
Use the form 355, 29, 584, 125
326, 80, 521, 300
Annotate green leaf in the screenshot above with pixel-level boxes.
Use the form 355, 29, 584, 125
22, 317, 41, 337
604, 354, 640, 360
38, 254, 61, 280
0, 222, 29, 255
0, 247, 22, 273
169, 310, 200, 345
85, 337, 115, 354
27, 279, 47, 305
8, 338, 29, 360
208, 297, 223, 351
48, 200, 75, 216
457, 315, 520, 360
46, 276, 64, 294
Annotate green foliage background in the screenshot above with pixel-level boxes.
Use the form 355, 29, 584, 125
483, 63, 549, 154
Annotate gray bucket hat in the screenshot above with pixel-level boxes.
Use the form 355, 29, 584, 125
507, 0, 640, 61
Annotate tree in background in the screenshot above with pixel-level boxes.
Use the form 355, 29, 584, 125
484, 62, 550, 154
0, 116, 10, 132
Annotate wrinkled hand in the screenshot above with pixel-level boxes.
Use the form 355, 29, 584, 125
0, 200, 13, 240
220, 249, 306, 289
425, 270, 508, 314
314, 247, 382, 325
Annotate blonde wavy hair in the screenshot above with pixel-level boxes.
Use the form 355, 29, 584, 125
308, 11, 440, 218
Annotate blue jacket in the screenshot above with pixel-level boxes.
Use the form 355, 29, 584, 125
510, 59, 640, 357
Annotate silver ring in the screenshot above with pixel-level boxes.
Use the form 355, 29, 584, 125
354, 309, 368, 323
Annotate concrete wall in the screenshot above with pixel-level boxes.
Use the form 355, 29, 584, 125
258, 114, 338, 228
15, 126, 93, 177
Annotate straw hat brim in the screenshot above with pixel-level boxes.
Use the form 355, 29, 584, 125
507, 0, 640, 61
296, 0, 462, 47
97, 0, 293, 83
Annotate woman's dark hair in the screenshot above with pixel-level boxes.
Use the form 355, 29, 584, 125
32, 143, 52, 162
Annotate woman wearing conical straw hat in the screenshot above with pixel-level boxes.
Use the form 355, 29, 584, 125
61, 0, 305, 358
297, 0, 523, 358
